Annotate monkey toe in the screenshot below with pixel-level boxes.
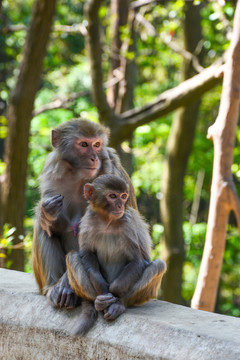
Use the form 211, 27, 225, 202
47, 285, 61, 308
65, 293, 81, 309
103, 302, 125, 321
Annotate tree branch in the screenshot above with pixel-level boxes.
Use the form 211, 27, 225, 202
110, 60, 224, 144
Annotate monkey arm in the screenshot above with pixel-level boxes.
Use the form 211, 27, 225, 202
79, 250, 109, 295
109, 259, 147, 298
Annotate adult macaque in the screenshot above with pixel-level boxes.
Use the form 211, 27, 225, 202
32, 119, 137, 309
66, 175, 166, 335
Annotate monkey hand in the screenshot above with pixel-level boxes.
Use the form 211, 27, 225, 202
100, 148, 112, 174
40, 195, 64, 235
94, 293, 117, 312
41, 194, 64, 220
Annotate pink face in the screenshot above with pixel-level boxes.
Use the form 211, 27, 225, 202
74, 137, 103, 177
106, 191, 129, 219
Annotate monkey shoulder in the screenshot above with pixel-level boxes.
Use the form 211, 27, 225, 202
106, 147, 122, 170
124, 208, 152, 260
106, 147, 118, 160
124, 208, 148, 229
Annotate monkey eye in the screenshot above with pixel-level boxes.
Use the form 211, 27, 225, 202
109, 193, 117, 199
80, 142, 88, 147
94, 142, 101, 148
121, 193, 128, 200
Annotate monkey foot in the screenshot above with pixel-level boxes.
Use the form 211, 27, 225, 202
103, 301, 126, 321
48, 283, 81, 309
95, 293, 117, 312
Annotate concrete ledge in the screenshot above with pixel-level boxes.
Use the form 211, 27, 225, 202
0, 269, 240, 360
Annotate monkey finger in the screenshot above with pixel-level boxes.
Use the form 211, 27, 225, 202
48, 285, 61, 307
48, 197, 64, 208
56, 286, 64, 305
43, 194, 63, 207
43, 200, 63, 216
59, 291, 68, 308
64, 292, 73, 308
66, 293, 81, 309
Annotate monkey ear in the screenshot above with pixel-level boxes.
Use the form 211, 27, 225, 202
51, 130, 59, 148
84, 184, 95, 201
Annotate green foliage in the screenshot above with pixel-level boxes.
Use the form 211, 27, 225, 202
219, 226, 240, 317
182, 222, 207, 302
182, 222, 240, 316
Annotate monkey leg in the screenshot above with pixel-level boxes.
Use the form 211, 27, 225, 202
122, 259, 166, 307
66, 252, 117, 312
32, 225, 66, 291
66, 251, 97, 301
71, 300, 98, 336
32, 225, 79, 309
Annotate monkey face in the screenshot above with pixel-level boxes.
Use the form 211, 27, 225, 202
105, 191, 129, 219
73, 137, 103, 177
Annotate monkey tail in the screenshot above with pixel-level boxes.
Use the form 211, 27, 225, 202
71, 300, 97, 336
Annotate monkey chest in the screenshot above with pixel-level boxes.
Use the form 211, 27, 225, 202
96, 235, 127, 283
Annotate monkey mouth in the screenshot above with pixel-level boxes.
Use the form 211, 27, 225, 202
84, 167, 98, 171
112, 211, 124, 218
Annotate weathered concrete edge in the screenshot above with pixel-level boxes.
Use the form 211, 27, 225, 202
0, 268, 240, 360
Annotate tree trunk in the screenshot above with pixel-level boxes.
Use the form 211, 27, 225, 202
1, 0, 57, 270
113, 5, 137, 175
107, 0, 130, 110
191, 0, 240, 312
160, 1, 203, 303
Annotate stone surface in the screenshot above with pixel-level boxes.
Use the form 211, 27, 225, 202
0, 268, 240, 360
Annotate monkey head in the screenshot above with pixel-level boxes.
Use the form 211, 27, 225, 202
84, 175, 129, 220
51, 119, 110, 179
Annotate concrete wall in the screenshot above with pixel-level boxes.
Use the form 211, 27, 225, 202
0, 268, 240, 360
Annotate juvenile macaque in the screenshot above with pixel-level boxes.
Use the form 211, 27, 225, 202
32, 119, 137, 309
66, 175, 166, 335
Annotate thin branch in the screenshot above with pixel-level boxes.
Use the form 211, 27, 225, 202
2, 24, 87, 36
0, 242, 24, 249
33, 79, 124, 117
130, 0, 159, 10
33, 90, 90, 116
